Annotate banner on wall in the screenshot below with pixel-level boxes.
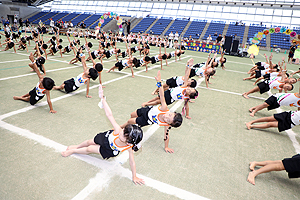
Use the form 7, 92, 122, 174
184, 40, 222, 54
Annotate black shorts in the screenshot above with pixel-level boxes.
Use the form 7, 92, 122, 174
289, 52, 294, 58
115, 61, 124, 71
29, 87, 45, 105
274, 111, 292, 132
166, 77, 178, 88
151, 57, 157, 64
255, 70, 262, 78
257, 81, 270, 94
105, 51, 111, 58
51, 47, 57, 54
282, 154, 300, 178
63, 78, 78, 93
121, 51, 127, 58
136, 106, 152, 127
265, 95, 280, 110
181, 46, 186, 50
64, 46, 71, 53
94, 130, 119, 159
189, 69, 196, 78
164, 90, 174, 105
91, 52, 97, 59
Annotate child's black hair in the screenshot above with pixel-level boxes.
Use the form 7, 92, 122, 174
161, 54, 167, 60
167, 54, 172, 59
290, 84, 294, 91
116, 49, 121, 53
37, 56, 46, 65
132, 57, 138, 66
181, 51, 185, 54
210, 69, 216, 76
58, 45, 63, 50
33, 32, 38, 38
95, 63, 103, 72
170, 112, 183, 128
124, 124, 143, 152
59, 39, 63, 43
190, 79, 197, 88
42, 77, 55, 90
76, 39, 80, 45
21, 38, 27, 44
177, 52, 181, 57
88, 68, 98, 80
189, 89, 198, 99
223, 57, 227, 63
87, 42, 93, 48
52, 36, 56, 41
42, 44, 48, 49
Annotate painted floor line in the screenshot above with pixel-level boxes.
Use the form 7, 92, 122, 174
198, 86, 265, 100
0, 59, 30, 64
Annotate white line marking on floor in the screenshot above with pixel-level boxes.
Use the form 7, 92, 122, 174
0, 59, 29, 64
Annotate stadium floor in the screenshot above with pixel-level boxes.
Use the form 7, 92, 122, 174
0, 35, 300, 200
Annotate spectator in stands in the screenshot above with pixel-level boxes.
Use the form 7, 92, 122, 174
206, 34, 212, 43
214, 32, 218, 37
14, 18, 18, 27
25, 19, 30, 27
169, 31, 174, 42
69, 21, 73, 28
38, 20, 43, 27
220, 35, 225, 48
80, 21, 86, 29
64, 21, 69, 29
188, 35, 193, 42
216, 34, 222, 43
126, 19, 131, 35
19, 18, 23, 27
50, 18, 54, 28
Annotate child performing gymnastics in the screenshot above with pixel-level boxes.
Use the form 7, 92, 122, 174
53, 50, 98, 98
62, 85, 144, 185
13, 53, 56, 113
246, 110, 300, 132
142, 59, 198, 119
247, 154, 300, 185
121, 70, 183, 153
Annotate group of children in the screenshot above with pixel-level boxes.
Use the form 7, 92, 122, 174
242, 53, 300, 185
5, 23, 300, 187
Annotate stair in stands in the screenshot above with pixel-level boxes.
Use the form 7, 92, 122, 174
145, 18, 159, 34
160, 19, 174, 37
199, 22, 210, 40
180, 21, 192, 39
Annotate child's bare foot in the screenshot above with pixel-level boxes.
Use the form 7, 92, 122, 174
66, 145, 78, 150
249, 162, 257, 170
249, 107, 255, 113
246, 122, 252, 130
151, 91, 158, 95
61, 150, 73, 157
13, 96, 19, 100
243, 78, 246, 81
249, 112, 255, 117
242, 93, 249, 99
247, 171, 256, 185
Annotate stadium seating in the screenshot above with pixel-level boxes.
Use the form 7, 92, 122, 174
226, 24, 245, 44
84, 14, 102, 28
43, 12, 69, 25
60, 13, 80, 23
27, 12, 48, 23
164, 19, 189, 37
71, 14, 91, 27
32, 12, 58, 24
131, 17, 156, 33
270, 33, 291, 49
148, 18, 172, 35
203, 22, 226, 42
247, 25, 267, 47
183, 20, 207, 39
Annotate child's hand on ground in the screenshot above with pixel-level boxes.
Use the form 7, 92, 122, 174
86, 95, 92, 98
49, 110, 57, 113
132, 177, 145, 185
165, 147, 174, 153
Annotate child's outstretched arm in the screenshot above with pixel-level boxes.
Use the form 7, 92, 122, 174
45, 89, 56, 113
98, 85, 122, 132
156, 70, 168, 111
183, 58, 194, 87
